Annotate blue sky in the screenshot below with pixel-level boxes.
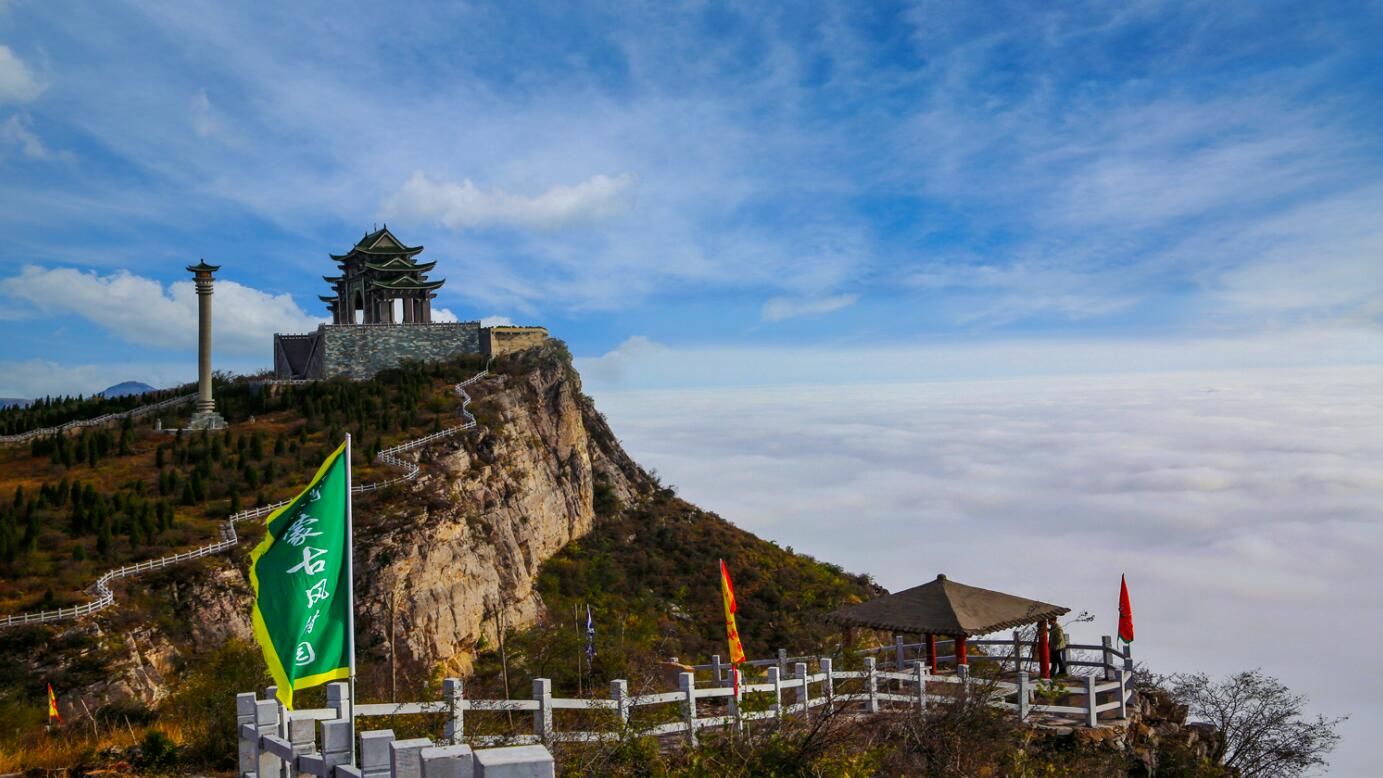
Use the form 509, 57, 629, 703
1, 0, 1382, 395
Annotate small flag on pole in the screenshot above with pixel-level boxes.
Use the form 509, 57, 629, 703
720, 559, 747, 694
720, 559, 747, 664
585, 604, 596, 660
47, 683, 61, 724
249, 440, 355, 710
1118, 574, 1135, 644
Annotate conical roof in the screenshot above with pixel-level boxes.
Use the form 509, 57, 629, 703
827, 573, 1068, 637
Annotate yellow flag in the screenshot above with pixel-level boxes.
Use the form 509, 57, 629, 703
47, 683, 61, 723
720, 559, 747, 664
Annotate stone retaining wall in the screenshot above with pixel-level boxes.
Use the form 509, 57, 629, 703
274, 323, 483, 380
481, 326, 549, 359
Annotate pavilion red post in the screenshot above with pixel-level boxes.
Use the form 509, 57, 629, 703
927, 634, 939, 674
1039, 619, 1052, 679
955, 635, 968, 667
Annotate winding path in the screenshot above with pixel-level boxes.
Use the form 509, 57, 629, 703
0, 370, 488, 630
0, 393, 197, 446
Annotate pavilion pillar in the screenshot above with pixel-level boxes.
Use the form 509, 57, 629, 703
955, 635, 968, 668
422, 296, 432, 323
402, 296, 414, 323
1039, 620, 1052, 679
927, 634, 938, 674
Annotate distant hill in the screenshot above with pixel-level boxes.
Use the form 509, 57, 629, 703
0, 398, 27, 409
99, 381, 157, 398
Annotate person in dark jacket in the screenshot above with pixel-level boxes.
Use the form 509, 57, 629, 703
1051, 621, 1069, 676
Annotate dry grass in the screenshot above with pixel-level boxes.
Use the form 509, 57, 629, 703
0, 718, 216, 775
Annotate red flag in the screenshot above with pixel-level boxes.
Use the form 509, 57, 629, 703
720, 560, 747, 664
1118, 575, 1134, 643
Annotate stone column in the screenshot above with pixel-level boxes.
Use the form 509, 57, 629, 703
185, 260, 227, 430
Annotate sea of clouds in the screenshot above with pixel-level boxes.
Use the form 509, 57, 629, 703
590, 366, 1382, 775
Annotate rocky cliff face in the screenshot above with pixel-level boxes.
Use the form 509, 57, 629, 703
57, 344, 654, 708
350, 348, 654, 683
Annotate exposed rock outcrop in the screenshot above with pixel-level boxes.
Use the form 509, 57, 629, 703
350, 348, 654, 682
26, 343, 655, 712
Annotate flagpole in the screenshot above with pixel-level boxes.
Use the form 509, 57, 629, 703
345, 433, 358, 765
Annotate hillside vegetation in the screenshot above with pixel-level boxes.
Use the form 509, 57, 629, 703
0, 356, 489, 616
0, 346, 888, 773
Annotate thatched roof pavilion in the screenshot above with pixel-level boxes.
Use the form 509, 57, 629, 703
828, 573, 1070, 676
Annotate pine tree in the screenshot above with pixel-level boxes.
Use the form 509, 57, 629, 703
96, 521, 112, 558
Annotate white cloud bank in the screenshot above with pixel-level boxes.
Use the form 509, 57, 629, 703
575, 329, 1383, 392
382, 172, 634, 231
762, 293, 859, 322
0, 44, 43, 104
590, 366, 1383, 772
0, 114, 66, 160
0, 265, 323, 355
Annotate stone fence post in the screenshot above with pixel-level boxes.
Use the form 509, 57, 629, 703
864, 657, 879, 714
679, 671, 698, 747
916, 661, 929, 712
820, 658, 834, 704
420, 744, 474, 778
533, 678, 553, 743
359, 729, 396, 778
236, 692, 257, 776
1084, 675, 1099, 728
794, 662, 810, 718
767, 666, 782, 720
1017, 671, 1030, 720
443, 678, 464, 745
390, 737, 433, 778
611, 679, 629, 727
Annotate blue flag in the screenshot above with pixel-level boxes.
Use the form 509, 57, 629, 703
585, 604, 596, 660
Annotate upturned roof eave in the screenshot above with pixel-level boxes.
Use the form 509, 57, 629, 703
826, 606, 1071, 637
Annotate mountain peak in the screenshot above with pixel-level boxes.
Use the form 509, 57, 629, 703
99, 381, 157, 398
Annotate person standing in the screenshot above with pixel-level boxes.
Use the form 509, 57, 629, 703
1051, 620, 1069, 676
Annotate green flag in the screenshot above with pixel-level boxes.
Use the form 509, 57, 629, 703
249, 439, 353, 710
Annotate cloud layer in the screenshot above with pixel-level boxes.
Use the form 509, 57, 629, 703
0, 44, 43, 103
591, 366, 1383, 774
383, 172, 634, 231
0, 265, 323, 355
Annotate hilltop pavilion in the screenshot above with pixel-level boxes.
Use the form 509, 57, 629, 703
828, 573, 1070, 678
321, 226, 446, 325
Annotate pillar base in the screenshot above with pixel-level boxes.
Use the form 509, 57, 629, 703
187, 411, 228, 430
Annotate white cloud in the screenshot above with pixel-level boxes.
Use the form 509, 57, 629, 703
479, 315, 514, 327
0, 360, 173, 399
190, 88, 226, 140
0, 114, 67, 161
432, 307, 460, 323
0, 44, 44, 103
578, 335, 670, 388
0, 265, 324, 355
591, 365, 1383, 762
761, 293, 859, 322
382, 172, 635, 231
574, 329, 1383, 392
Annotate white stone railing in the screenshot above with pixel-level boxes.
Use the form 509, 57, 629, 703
233, 639, 1134, 775
0, 370, 489, 630
0, 393, 197, 446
